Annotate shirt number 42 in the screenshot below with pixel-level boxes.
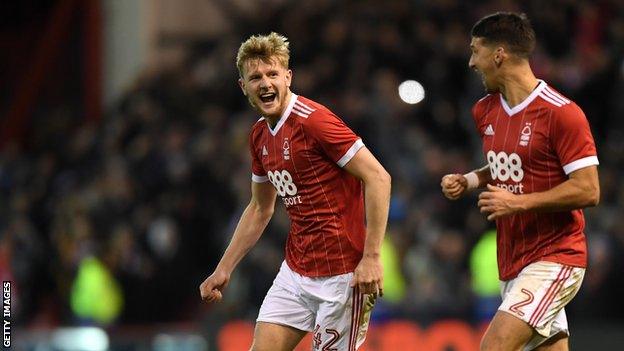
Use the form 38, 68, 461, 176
313, 324, 340, 351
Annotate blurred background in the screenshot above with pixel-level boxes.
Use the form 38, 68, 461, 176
2, 0, 624, 350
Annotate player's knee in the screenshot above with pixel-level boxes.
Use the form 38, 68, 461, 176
480, 331, 512, 351
249, 339, 269, 351
480, 336, 497, 351
250, 339, 293, 351
249, 332, 272, 351
250, 332, 281, 351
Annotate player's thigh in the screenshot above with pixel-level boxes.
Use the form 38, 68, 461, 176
314, 285, 376, 351
500, 261, 583, 348
251, 321, 307, 351
533, 331, 568, 351
481, 310, 534, 351
256, 261, 316, 333
525, 309, 570, 350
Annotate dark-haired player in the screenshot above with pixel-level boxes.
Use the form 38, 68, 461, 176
441, 12, 599, 351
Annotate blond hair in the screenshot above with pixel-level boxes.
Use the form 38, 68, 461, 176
236, 32, 290, 77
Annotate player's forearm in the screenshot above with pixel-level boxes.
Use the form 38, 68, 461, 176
361, 170, 391, 257
469, 164, 493, 189
518, 177, 599, 212
216, 203, 273, 274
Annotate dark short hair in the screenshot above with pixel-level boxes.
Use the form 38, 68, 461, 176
471, 12, 536, 58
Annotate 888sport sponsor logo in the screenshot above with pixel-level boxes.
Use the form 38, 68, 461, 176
487, 150, 525, 194
267, 170, 303, 207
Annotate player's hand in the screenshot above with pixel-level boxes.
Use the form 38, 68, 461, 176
199, 270, 230, 303
441, 174, 468, 200
351, 255, 384, 297
478, 184, 524, 221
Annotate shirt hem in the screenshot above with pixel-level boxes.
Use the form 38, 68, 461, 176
285, 257, 359, 278
499, 256, 587, 281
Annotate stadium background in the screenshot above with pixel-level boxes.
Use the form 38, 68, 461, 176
2, 0, 623, 349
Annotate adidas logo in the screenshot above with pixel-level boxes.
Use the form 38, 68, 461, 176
484, 124, 495, 136
262, 146, 268, 156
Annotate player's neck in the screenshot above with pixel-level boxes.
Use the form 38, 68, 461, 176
498, 65, 539, 108
265, 115, 279, 128
263, 90, 292, 128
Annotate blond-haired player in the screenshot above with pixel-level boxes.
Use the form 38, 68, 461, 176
200, 32, 391, 351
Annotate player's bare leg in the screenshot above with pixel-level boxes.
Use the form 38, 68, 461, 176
250, 321, 307, 351
480, 311, 533, 351
533, 332, 568, 351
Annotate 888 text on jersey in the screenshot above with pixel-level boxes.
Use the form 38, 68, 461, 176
487, 150, 525, 194
268, 170, 303, 206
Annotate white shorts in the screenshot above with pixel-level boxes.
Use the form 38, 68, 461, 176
499, 261, 585, 350
257, 261, 375, 351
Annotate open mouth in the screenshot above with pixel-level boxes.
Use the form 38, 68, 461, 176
259, 93, 277, 104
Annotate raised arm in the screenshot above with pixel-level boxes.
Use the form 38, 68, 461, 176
343, 146, 391, 296
199, 180, 277, 302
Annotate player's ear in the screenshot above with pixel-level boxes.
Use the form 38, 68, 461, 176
494, 47, 505, 66
285, 69, 292, 88
238, 78, 247, 96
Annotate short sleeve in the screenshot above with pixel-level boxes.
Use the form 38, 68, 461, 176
249, 128, 268, 183
471, 103, 482, 136
306, 110, 364, 167
551, 104, 599, 175
471, 95, 492, 137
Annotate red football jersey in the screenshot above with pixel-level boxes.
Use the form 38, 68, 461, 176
249, 94, 366, 277
472, 80, 599, 280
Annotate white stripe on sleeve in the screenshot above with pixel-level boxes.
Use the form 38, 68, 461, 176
562, 156, 599, 175
252, 173, 269, 183
337, 139, 365, 167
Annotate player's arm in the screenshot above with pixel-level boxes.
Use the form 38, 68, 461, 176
478, 165, 599, 220
199, 180, 277, 302
441, 164, 492, 200
521, 165, 600, 211
343, 147, 391, 296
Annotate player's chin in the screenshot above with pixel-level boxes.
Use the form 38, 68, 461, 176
267, 106, 280, 116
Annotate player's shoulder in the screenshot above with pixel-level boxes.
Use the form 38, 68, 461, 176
249, 116, 268, 145
472, 93, 497, 117
251, 116, 266, 133
291, 95, 336, 123
536, 84, 573, 109
535, 83, 584, 116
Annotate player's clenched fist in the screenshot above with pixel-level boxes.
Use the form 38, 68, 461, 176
441, 174, 468, 200
199, 270, 229, 303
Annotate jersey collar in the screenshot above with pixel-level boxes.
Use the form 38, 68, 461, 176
500, 79, 546, 116
266, 93, 298, 136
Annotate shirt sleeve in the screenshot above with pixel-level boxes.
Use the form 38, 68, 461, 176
471, 95, 491, 137
471, 103, 482, 136
249, 128, 268, 183
306, 110, 364, 167
551, 104, 599, 175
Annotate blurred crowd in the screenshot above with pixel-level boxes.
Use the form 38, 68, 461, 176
1, 0, 624, 329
